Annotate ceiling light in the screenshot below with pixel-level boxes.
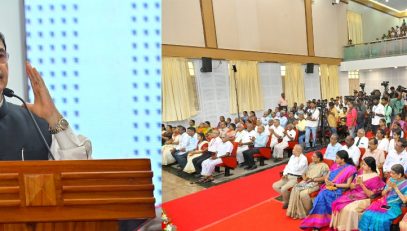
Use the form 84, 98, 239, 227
395, 66, 398, 69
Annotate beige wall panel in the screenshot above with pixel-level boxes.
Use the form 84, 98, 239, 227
213, 0, 308, 55
162, 0, 205, 46
313, 1, 348, 58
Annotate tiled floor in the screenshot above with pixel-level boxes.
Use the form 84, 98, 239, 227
162, 170, 205, 203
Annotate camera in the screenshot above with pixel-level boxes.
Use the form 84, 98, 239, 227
397, 85, 407, 93
381, 81, 389, 87
360, 83, 365, 92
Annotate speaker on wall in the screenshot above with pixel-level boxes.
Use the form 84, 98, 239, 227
305, 63, 314, 74
200, 57, 212, 72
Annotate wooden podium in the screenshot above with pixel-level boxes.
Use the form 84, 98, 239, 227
0, 159, 156, 231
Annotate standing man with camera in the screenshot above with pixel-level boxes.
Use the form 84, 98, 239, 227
304, 101, 320, 150
371, 98, 385, 134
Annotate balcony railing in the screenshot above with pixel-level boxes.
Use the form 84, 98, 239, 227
343, 37, 407, 61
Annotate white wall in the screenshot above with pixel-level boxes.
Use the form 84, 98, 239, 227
359, 68, 407, 94
190, 59, 232, 127
162, 0, 205, 46
1, 0, 26, 103
339, 71, 350, 96
303, 64, 321, 100
340, 55, 407, 72
258, 63, 283, 111
348, 1, 401, 43
313, 0, 348, 58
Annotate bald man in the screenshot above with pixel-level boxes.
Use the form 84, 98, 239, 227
272, 144, 308, 209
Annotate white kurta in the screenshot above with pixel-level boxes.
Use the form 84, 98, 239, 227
273, 129, 297, 159
201, 141, 233, 176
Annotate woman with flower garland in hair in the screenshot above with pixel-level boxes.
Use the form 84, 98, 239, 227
359, 164, 407, 231
329, 156, 385, 231
300, 150, 357, 231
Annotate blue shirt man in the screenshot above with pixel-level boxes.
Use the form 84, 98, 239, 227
324, 134, 342, 160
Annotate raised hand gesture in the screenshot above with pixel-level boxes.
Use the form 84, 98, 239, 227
25, 62, 61, 126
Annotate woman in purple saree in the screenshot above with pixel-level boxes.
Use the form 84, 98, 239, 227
300, 150, 357, 231
329, 156, 385, 231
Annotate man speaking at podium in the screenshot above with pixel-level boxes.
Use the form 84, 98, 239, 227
0, 32, 92, 161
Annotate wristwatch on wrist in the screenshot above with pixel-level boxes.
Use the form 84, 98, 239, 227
49, 117, 69, 134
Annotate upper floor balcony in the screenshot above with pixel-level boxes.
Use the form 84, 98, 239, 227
343, 37, 407, 61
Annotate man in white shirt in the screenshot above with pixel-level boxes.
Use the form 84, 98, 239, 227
371, 98, 385, 134
272, 144, 308, 209
199, 135, 233, 183
383, 139, 407, 175
269, 119, 285, 149
324, 134, 342, 161
265, 119, 274, 136
260, 111, 269, 126
304, 101, 320, 149
376, 129, 389, 152
273, 124, 296, 160
354, 129, 369, 149
192, 130, 222, 177
341, 135, 361, 166
218, 121, 228, 137
0, 33, 91, 161
235, 123, 256, 165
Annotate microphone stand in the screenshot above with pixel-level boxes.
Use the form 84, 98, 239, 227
232, 65, 240, 119
3, 88, 55, 160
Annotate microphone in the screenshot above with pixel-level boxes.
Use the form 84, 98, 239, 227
2, 88, 55, 160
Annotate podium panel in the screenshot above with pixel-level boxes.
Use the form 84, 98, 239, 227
0, 159, 155, 231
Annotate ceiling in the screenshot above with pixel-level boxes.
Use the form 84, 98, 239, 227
372, 0, 407, 11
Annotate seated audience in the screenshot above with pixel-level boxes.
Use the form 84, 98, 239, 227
363, 138, 385, 169
376, 129, 390, 152
269, 119, 285, 149
359, 164, 407, 231
341, 135, 361, 166
300, 150, 357, 230
242, 111, 249, 123
287, 111, 295, 125
273, 145, 308, 209
388, 128, 402, 154
235, 123, 256, 165
226, 123, 236, 140
324, 134, 342, 161
218, 121, 228, 137
241, 126, 269, 170
383, 139, 407, 175
217, 116, 226, 129
183, 132, 208, 173
172, 127, 198, 169
162, 126, 182, 165
198, 135, 233, 183
279, 110, 288, 128
379, 118, 390, 137
192, 130, 222, 177
287, 151, 329, 219
354, 128, 369, 149
329, 157, 385, 231
261, 111, 269, 126
273, 124, 296, 161
265, 119, 274, 136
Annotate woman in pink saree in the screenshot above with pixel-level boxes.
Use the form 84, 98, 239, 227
329, 156, 385, 231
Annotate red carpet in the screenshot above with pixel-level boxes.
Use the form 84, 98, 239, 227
200, 200, 302, 231
162, 164, 303, 231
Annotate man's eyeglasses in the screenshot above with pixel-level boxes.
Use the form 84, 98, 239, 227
0, 52, 9, 64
